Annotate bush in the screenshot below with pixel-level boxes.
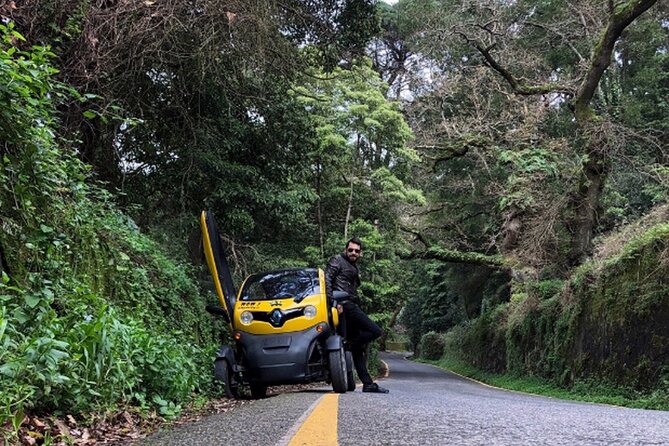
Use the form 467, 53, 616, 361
0, 24, 216, 441
420, 331, 445, 360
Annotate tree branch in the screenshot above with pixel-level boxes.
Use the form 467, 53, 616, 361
471, 39, 575, 96
573, 0, 657, 119
399, 226, 432, 249
418, 144, 469, 163
401, 246, 508, 270
406, 205, 446, 217
417, 133, 491, 167
524, 21, 585, 63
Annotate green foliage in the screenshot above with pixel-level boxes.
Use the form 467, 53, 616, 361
460, 304, 509, 373
333, 0, 382, 66
291, 58, 417, 242
419, 331, 445, 360
401, 261, 510, 349
0, 23, 58, 145
12, 0, 382, 254
497, 146, 563, 212
0, 296, 207, 416
0, 26, 215, 440
380, 0, 667, 271
2, 0, 667, 435
498, 147, 561, 177
526, 279, 564, 301
371, 167, 426, 205
345, 219, 406, 315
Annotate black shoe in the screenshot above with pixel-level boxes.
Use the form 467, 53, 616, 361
362, 383, 389, 393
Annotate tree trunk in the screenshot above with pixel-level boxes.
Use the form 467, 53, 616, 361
567, 144, 609, 265
316, 160, 324, 257
500, 210, 522, 253
379, 304, 403, 351
0, 240, 10, 277
564, 0, 656, 264
470, 0, 657, 266
344, 176, 354, 239
344, 134, 361, 238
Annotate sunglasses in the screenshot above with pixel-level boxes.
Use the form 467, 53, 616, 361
347, 248, 361, 253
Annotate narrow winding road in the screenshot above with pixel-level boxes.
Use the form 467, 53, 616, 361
139, 352, 669, 445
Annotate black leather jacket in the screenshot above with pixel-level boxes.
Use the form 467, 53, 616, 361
325, 253, 360, 302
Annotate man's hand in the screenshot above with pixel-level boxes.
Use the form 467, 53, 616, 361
337, 304, 343, 314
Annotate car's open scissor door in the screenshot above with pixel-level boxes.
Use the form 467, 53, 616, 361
200, 210, 236, 325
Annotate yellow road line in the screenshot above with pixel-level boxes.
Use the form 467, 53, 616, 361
287, 393, 339, 446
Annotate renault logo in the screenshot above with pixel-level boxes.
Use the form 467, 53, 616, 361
269, 309, 283, 327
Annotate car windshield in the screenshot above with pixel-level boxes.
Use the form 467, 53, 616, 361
240, 269, 320, 301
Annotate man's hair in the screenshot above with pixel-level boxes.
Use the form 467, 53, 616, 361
345, 237, 363, 250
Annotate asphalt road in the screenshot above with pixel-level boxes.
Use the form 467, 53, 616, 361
139, 352, 669, 445
340, 352, 669, 445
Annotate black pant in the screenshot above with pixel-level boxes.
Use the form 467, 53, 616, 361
341, 301, 383, 385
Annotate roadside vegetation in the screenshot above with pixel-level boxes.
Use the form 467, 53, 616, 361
0, 23, 219, 443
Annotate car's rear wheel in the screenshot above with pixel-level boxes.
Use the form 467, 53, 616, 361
329, 347, 348, 393
214, 359, 240, 399
250, 382, 267, 399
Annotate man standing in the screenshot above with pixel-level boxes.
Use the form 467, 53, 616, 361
325, 237, 389, 393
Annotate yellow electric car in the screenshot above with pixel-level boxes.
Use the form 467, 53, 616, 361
200, 210, 351, 398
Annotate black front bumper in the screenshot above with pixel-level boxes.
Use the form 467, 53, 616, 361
237, 324, 330, 385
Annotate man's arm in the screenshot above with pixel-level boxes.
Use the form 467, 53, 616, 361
324, 255, 340, 302
325, 255, 345, 314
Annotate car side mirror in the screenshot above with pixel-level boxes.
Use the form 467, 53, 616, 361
206, 304, 230, 323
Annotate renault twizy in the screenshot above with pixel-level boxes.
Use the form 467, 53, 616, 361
200, 211, 351, 398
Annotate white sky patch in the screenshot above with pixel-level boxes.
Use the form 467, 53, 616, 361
381, 50, 444, 102
614, 50, 623, 66
247, 107, 266, 125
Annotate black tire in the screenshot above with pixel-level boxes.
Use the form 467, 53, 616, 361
329, 347, 348, 393
250, 382, 267, 399
214, 359, 240, 399
345, 350, 356, 391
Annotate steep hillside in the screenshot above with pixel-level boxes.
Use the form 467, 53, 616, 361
0, 24, 217, 439
441, 213, 669, 406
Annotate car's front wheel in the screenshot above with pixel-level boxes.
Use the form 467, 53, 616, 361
329, 347, 348, 393
214, 359, 240, 399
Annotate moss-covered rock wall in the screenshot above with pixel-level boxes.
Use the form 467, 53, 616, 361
566, 225, 669, 389
444, 224, 669, 393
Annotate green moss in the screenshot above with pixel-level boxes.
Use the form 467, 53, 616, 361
604, 223, 669, 269
510, 291, 528, 304
422, 246, 506, 267
451, 304, 508, 373
441, 221, 669, 400
527, 279, 564, 300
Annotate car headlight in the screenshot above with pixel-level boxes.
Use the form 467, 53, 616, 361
303, 305, 317, 319
240, 311, 254, 325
